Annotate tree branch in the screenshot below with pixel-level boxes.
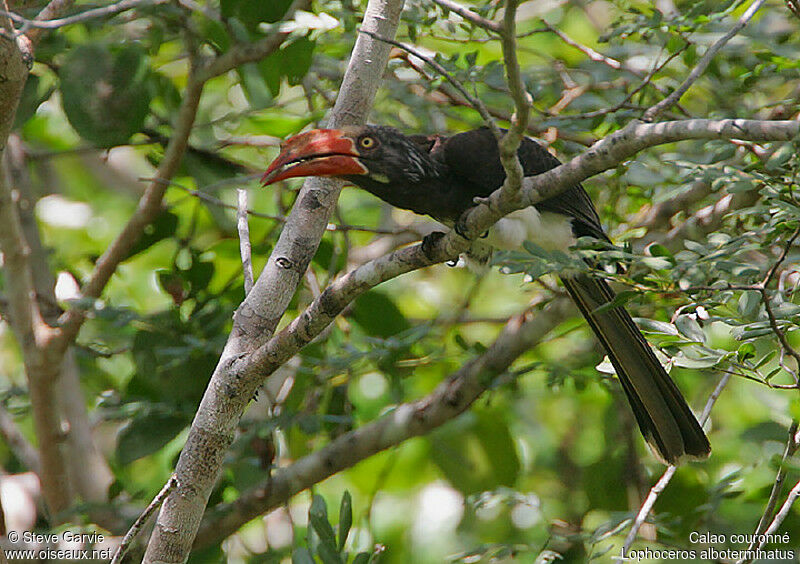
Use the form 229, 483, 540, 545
229, 118, 799, 400
111, 476, 177, 564
739, 421, 799, 563
621, 373, 731, 556
358, 29, 499, 134
142, 2, 406, 561
0, 65, 72, 516
55, 73, 204, 347
463, 119, 798, 243
196, 0, 311, 82
643, 0, 766, 122
194, 300, 572, 547
237, 189, 254, 295
6, 134, 115, 512
0, 402, 40, 473
0, 0, 167, 36
431, 0, 501, 33
497, 0, 531, 201
26, 0, 74, 44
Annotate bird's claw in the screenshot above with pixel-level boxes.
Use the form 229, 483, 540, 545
454, 218, 471, 241
421, 231, 446, 261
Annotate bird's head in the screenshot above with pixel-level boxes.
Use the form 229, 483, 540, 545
261, 125, 439, 187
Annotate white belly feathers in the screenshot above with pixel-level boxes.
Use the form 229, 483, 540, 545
484, 207, 576, 251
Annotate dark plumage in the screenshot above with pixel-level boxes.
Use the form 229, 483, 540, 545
263, 125, 711, 465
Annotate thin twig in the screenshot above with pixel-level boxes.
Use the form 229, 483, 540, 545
55, 72, 205, 346
541, 19, 621, 69
759, 285, 800, 370
0, 402, 40, 472
762, 227, 800, 288
237, 189, 254, 295
358, 29, 500, 138
24, 0, 73, 44
151, 176, 411, 234
111, 475, 178, 564
620, 373, 731, 557
197, 0, 310, 81
739, 421, 799, 562
643, 0, 766, 121
497, 0, 531, 199
0, 0, 167, 33
431, 0, 501, 33
760, 477, 800, 538
194, 300, 574, 546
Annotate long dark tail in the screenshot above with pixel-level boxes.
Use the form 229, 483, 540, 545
561, 273, 711, 465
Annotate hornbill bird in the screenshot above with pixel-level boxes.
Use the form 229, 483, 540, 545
262, 125, 711, 465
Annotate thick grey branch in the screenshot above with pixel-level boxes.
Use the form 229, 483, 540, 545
143, 2, 406, 561
194, 300, 572, 546
234, 119, 799, 387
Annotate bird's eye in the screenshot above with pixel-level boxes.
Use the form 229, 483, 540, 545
359, 136, 377, 149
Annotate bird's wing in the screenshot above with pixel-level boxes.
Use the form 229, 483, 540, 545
433, 128, 609, 241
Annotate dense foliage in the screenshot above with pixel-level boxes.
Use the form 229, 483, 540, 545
1, 0, 800, 562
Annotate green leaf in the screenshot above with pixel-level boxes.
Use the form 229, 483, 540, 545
292, 548, 316, 564
635, 318, 679, 336
221, 0, 294, 31
738, 291, 762, 317
309, 495, 338, 553
14, 74, 55, 129
754, 350, 776, 368
338, 491, 352, 551
728, 180, 756, 193
646, 243, 673, 259
115, 408, 188, 464
59, 44, 152, 146
592, 290, 638, 315
185, 259, 215, 294
672, 355, 719, 369
740, 421, 787, 442
351, 291, 410, 338
258, 37, 315, 96
195, 13, 231, 52
641, 256, 673, 270
430, 409, 520, 494
238, 63, 273, 108
316, 541, 343, 564
124, 210, 179, 260
737, 342, 756, 362
765, 144, 795, 172
675, 315, 705, 343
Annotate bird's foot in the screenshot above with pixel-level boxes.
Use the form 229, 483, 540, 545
473, 195, 491, 206
421, 231, 446, 261
454, 217, 472, 241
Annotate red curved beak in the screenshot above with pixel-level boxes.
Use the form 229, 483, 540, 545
261, 129, 369, 186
